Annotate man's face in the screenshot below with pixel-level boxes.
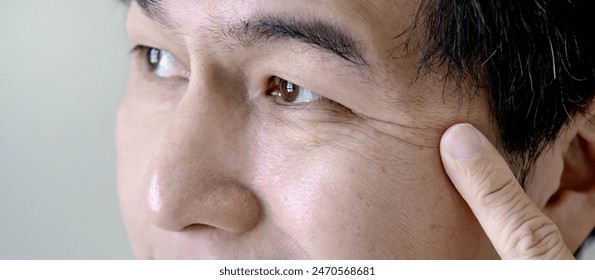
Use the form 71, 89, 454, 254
117, 0, 504, 259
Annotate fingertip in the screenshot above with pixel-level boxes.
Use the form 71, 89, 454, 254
442, 123, 485, 161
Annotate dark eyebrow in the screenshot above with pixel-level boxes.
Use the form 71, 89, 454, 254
228, 16, 369, 66
133, 0, 369, 67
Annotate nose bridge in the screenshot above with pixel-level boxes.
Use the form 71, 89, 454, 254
142, 64, 261, 233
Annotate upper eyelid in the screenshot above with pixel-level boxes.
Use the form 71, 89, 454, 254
129, 45, 147, 55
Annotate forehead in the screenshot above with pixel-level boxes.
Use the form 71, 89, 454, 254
136, 0, 419, 51
142, 0, 418, 27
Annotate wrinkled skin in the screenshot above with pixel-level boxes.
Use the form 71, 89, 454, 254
117, 0, 591, 259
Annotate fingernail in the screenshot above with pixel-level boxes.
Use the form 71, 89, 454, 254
446, 124, 484, 160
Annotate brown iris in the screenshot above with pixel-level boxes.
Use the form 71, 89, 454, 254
272, 77, 299, 102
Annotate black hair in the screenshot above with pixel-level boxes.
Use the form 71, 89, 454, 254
407, 0, 595, 184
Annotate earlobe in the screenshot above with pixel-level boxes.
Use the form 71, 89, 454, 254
543, 111, 595, 252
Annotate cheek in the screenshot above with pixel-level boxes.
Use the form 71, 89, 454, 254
252, 123, 495, 259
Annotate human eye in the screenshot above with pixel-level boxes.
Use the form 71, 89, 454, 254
131, 46, 189, 79
267, 76, 326, 104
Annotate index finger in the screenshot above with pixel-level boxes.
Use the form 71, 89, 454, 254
440, 124, 574, 259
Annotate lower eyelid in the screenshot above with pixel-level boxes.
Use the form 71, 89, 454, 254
270, 92, 340, 110
131, 58, 187, 90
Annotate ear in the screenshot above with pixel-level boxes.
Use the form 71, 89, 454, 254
540, 107, 595, 252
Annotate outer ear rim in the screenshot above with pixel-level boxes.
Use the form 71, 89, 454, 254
542, 108, 595, 252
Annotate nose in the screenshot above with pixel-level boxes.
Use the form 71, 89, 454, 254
141, 72, 261, 233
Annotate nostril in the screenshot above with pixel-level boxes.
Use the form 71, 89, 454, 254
181, 223, 212, 232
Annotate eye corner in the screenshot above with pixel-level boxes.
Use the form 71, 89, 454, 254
264, 76, 282, 95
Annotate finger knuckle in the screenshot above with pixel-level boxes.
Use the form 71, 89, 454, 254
508, 217, 567, 259
472, 165, 518, 208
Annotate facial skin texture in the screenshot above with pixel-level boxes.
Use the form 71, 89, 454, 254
116, 0, 587, 259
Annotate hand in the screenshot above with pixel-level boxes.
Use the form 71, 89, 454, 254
440, 123, 575, 259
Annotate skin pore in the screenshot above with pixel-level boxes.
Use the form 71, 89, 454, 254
116, 0, 592, 259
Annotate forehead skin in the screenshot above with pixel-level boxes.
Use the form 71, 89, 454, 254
118, 0, 501, 259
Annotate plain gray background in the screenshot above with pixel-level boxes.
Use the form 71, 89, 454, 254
0, 1, 593, 260
0, 1, 132, 259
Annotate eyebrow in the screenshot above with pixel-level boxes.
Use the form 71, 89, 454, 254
134, 0, 369, 66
